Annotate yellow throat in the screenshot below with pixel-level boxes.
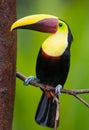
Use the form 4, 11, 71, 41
42, 31, 68, 57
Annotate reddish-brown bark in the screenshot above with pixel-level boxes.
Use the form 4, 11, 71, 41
0, 0, 16, 129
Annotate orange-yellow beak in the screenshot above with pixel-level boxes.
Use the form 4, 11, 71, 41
11, 14, 58, 33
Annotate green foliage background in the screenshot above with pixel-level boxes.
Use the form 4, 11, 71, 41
13, 0, 89, 130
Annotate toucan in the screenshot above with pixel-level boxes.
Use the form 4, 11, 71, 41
11, 14, 73, 128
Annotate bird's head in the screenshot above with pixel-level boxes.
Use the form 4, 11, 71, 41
11, 14, 73, 56
11, 14, 72, 35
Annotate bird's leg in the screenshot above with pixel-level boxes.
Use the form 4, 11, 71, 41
55, 84, 62, 95
24, 76, 40, 86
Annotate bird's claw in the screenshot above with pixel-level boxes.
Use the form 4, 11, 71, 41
55, 84, 62, 95
24, 76, 40, 86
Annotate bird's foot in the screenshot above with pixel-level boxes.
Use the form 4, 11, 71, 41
55, 84, 62, 95
24, 76, 40, 86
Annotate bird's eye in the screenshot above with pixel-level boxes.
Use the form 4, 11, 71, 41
59, 23, 63, 27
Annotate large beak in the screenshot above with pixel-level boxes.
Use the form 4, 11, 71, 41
11, 14, 58, 33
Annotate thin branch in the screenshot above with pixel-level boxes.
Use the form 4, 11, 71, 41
61, 89, 89, 95
51, 92, 60, 130
16, 71, 55, 91
60, 89, 89, 108
73, 94, 89, 108
16, 72, 89, 108
16, 71, 89, 130
16, 72, 89, 95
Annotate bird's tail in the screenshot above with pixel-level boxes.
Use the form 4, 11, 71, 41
35, 92, 59, 128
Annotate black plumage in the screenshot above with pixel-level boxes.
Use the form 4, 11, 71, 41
35, 28, 73, 128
